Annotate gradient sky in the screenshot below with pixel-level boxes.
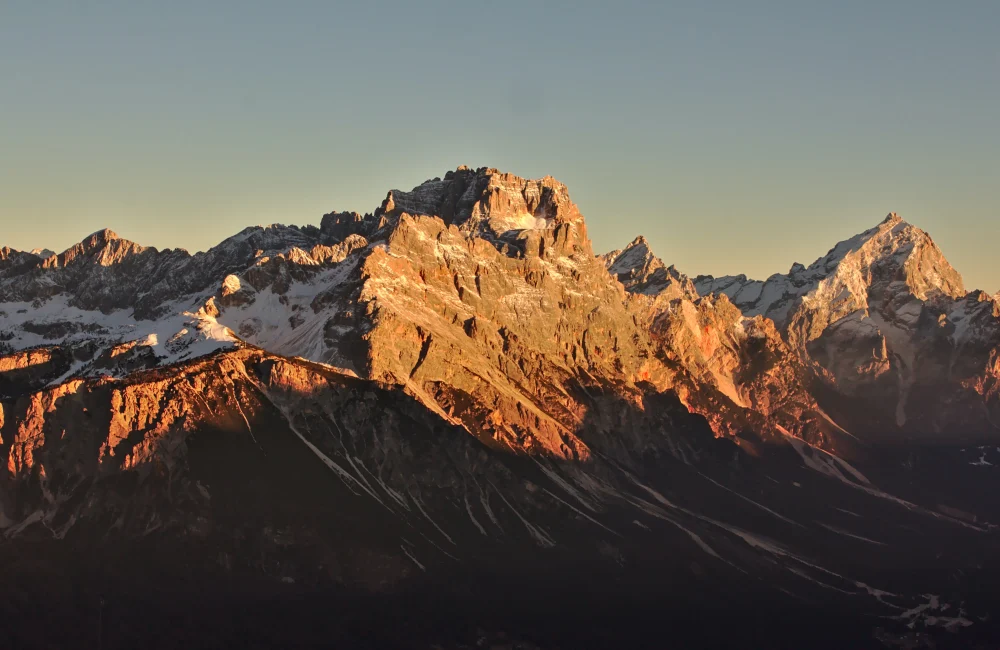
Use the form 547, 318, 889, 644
2, 1, 998, 291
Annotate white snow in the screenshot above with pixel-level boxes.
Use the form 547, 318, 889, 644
214, 261, 359, 365
0, 294, 237, 381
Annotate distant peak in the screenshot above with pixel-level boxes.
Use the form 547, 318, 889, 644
29, 248, 55, 260
52, 228, 147, 268
849, 213, 916, 247
627, 235, 651, 249
805, 212, 965, 302
604, 235, 662, 277
88, 228, 121, 241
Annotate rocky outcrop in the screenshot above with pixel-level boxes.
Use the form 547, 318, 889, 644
604, 236, 836, 448
601, 236, 697, 300
377, 166, 582, 239
0, 247, 44, 280
320, 178, 666, 458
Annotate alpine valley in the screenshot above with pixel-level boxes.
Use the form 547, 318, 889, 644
2, 167, 1000, 649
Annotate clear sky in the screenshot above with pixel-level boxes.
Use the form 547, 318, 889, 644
2, 1, 998, 291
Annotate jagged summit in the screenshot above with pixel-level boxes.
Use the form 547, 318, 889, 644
50, 228, 148, 269
694, 212, 965, 327
88, 227, 121, 241
601, 235, 696, 299
807, 211, 965, 300
375, 166, 582, 238
602, 235, 658, 276
316, 167, 591, 260
28, 248, 55, 260
685, 211, 996, 432
26, 167, 585, 276
0, 247, 25, 261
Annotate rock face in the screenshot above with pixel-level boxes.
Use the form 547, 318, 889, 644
377, 166, 583, 238
603, 236, 841, 450
2, 171, 1000, 648
693, 213, 1000, 438
601, 235, 698, 300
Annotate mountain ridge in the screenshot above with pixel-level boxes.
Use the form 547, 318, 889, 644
3, 167, 1000, 647
2, 171, 998, 446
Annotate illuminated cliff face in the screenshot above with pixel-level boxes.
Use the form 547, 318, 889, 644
2, 169, 1000, 647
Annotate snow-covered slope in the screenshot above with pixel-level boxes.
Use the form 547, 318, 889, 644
0, 224, 358, 381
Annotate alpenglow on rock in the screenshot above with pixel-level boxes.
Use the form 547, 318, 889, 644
2, 174, 999, 448
694, 212, 999, 435
3, 169, 1000, 648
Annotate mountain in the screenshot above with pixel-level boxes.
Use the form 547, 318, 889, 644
601, 236, 837, 448
693, 212, 1000, 438
2, 169, 1000, 648
600, 235, 697, 299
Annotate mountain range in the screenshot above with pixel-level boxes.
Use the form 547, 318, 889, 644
2, 167, 999, 649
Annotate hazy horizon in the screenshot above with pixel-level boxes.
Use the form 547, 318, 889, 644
3, 1, 998, 291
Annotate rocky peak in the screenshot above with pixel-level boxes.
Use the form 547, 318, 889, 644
815, 212, 964, 302
377, 166, 582, 239
0, 248, 43, 280
603, 236, 657, 276
205, 224, 321, 261
602, 235, 697, 299
689, 212, 998, 435
0, 247, 32, 263
51, 228, 148, 268
320, 210, 390, 244
695, 213, 965, 330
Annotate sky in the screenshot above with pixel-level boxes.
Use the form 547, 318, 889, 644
2, 1, 998, 291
